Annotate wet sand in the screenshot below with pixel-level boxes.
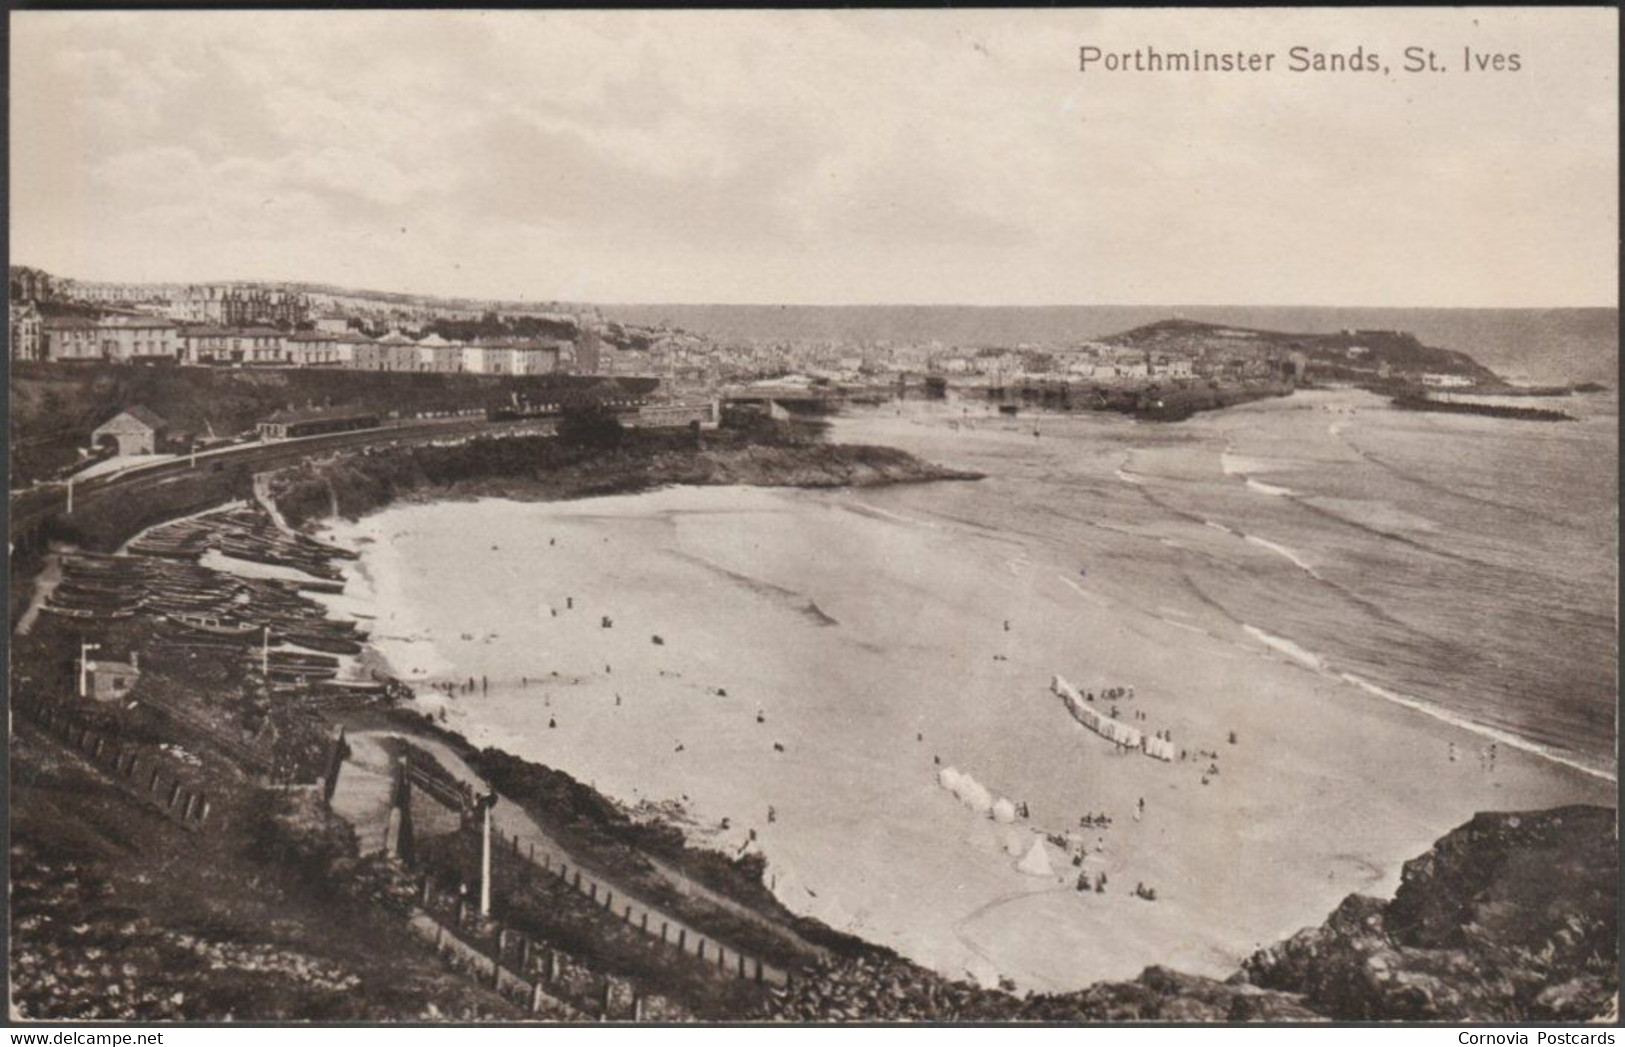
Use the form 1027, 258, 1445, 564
317, 401, 1612, 991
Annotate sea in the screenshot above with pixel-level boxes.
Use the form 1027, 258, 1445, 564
319, 311, 1617, 988
835, 386, 1618, 781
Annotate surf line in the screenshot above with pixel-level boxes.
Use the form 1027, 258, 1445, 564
1336, 672, 1617, 785
1240, 620, 1616, 785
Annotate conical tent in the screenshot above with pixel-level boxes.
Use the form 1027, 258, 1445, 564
1016, 837, 1054, 877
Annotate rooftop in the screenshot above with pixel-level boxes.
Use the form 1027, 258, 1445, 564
98, 404, 169, 431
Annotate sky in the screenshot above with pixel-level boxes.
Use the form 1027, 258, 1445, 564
9, 9, 1619, 307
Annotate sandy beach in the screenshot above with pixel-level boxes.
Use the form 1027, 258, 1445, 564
315, 393, 1613, 991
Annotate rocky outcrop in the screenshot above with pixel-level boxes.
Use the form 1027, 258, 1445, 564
266, 430, 979, 529
1240, 806, 1617, 1022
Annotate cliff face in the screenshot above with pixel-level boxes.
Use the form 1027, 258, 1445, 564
1240, 806, 1617, 1022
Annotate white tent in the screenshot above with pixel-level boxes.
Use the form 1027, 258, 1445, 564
1016, 838, 1055, 878
991, 797, 1018, 824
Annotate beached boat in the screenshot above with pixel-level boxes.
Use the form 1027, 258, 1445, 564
282, 632, 362, 655
168, 613, 261, 639
40, 603, 135, 621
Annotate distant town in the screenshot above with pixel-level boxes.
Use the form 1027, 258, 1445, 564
10, 265, 1494, 393
13, 263, 1551, 494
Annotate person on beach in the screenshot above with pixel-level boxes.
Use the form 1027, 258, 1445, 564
548, 716, 556, 729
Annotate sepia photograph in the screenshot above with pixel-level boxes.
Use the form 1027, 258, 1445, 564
5, 6, 1619, 1030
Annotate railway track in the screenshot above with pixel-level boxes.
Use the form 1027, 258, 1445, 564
10, 415, 552, 536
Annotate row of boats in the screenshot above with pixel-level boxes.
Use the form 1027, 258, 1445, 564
40, 506, 367, 661
127, 505, 355, 580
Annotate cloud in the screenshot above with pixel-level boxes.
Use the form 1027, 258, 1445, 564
9, 8, 1618, 305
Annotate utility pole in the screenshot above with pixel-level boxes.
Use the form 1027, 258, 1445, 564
261, 626, 270, 679
479, 791, 498, 918
78, 642, 101, 698
65, 475, 74, 515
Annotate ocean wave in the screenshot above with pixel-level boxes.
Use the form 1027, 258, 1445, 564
1220, 452, 1277, 477
1243, 624, 1326, 671
1203, 519, 1240, 537
1337, 672, 1617, 784
1245, 478, 1297, 498
1114, 467, 1143, 486
1243, 534, 1321, 578
1240, 615, 1615, 783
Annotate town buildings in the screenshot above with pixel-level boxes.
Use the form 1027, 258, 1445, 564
9, 302, 43, 361
42, 316, 105, 361
95, 316, 181, 362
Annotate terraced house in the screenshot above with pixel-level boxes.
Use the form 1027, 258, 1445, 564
96, 315, 180, 362
42, 316, 104, 360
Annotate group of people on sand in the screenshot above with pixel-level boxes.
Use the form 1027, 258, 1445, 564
1075, 870, 1108, 894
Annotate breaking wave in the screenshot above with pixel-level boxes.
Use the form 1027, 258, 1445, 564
1337, 673, 1616, 784
1243, 534, 1321, 578
1243, 624, 1325, 671
1245, 478, 1296, 497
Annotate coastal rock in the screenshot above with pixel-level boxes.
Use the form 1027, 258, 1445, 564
1240, 806, 1617, 1022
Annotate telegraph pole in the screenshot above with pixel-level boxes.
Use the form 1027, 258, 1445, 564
479, 791, 498, 918
66, 476, 74, 515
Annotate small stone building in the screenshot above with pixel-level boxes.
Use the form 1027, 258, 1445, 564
87, 656, 141, 703
92, 405, 170, 456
